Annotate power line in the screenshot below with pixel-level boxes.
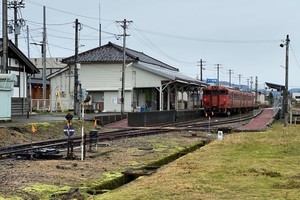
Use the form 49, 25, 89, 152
290, 44, 300, 70
26, 19, 74, 26
130, 23, 195, 65
133, 28, 280, 44
26, 0, 114, 22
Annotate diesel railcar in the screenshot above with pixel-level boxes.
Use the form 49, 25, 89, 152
202, 85, 255, 115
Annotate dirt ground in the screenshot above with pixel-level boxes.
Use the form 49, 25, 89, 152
0, 120, 208, 199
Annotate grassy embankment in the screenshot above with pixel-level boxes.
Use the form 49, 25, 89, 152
93, 122, 300, 200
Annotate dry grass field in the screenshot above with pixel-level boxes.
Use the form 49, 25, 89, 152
93, 122, 300, 200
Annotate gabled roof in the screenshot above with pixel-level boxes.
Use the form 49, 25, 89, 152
61, 42, 179, 71
0, 39, 39, 74
59, 42, 208, 87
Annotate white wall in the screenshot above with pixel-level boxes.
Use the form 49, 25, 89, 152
49, 62, 170, 112
50, 68, 74, 111
103, 91, 132, 112
133, 66, 165, 87
11, 70, 27, 98
79, 63, 131, 91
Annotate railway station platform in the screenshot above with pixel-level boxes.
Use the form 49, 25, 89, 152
0, 112, 126, 127
236, 108, 279, 132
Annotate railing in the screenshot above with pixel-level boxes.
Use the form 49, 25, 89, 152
31, 99, 50, 112
272, 97, 282, 117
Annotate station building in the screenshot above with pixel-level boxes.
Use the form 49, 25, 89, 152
48, 42, 208, 113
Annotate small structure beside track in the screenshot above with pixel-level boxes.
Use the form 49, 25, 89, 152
128, 109, 204, 127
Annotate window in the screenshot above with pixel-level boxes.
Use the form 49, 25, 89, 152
14, 75, 20, 87
212, 90, 219, 95
220, 90, 228, 95
203, 90, 211, 95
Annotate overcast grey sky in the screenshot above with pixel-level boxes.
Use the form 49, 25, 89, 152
9, 0, 300, 89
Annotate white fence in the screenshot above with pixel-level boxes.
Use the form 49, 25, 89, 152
31, 99, 50, 112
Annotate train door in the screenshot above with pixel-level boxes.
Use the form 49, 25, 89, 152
202, 89, 211, 109
211, 89, 219, 109
219, 89, 228, 109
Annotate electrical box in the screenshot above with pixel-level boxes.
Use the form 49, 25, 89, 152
0, 74, 16, 121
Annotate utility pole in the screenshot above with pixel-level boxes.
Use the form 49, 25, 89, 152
27, 25, 32, 115
197, 59, 206, 81
8, 0, 25, 47
228, 69, 233, 87
74, 18, 81, 116
215, 64, 221, 86
2, 0, 8, 73
247, 78, 250, 92
98, 3, 101, 47
238, 74, 242, 89
116, 19, 132, 114
250, 76, 253, 91
280, 35, 290, 126
26, 26, 30, 58
42, 6, 47, 103
255, 76, 258, 104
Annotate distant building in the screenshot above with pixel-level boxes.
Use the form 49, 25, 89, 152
0, 39, 39, 115
257, 92, 266, 106
292, 92, 300, 103
29, 57, 65, 100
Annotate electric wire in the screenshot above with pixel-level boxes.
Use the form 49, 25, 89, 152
130, 23, 195, 65
26, 0, 114, 22
290, 44, 300, 70
135, 28, 280, 44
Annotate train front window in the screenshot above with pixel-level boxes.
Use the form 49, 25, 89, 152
203, 90, 211, 95
212, 90, 218, 95
220, 90, 228, 95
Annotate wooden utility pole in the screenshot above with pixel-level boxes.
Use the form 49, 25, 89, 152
2, 0, 8, 73
116, 19, 132, 114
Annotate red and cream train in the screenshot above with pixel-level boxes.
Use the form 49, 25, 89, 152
202, 85, 255, 115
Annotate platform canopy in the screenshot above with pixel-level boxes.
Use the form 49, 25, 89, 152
265, 82, 285, 91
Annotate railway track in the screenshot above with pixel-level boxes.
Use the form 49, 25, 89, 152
0, 128, 172, 159
0, 110, 261, 159
164, 110, 260, 131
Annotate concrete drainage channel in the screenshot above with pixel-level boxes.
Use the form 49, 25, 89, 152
86, 140, 207, 195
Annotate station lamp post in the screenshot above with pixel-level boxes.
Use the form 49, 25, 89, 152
280, 35, 290, 126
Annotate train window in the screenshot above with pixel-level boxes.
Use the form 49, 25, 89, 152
220, 90, 228, 95
212, 90, 219, 95
203, 90, 211, 95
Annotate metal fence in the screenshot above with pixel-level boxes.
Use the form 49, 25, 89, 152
31, 99, 50, 112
